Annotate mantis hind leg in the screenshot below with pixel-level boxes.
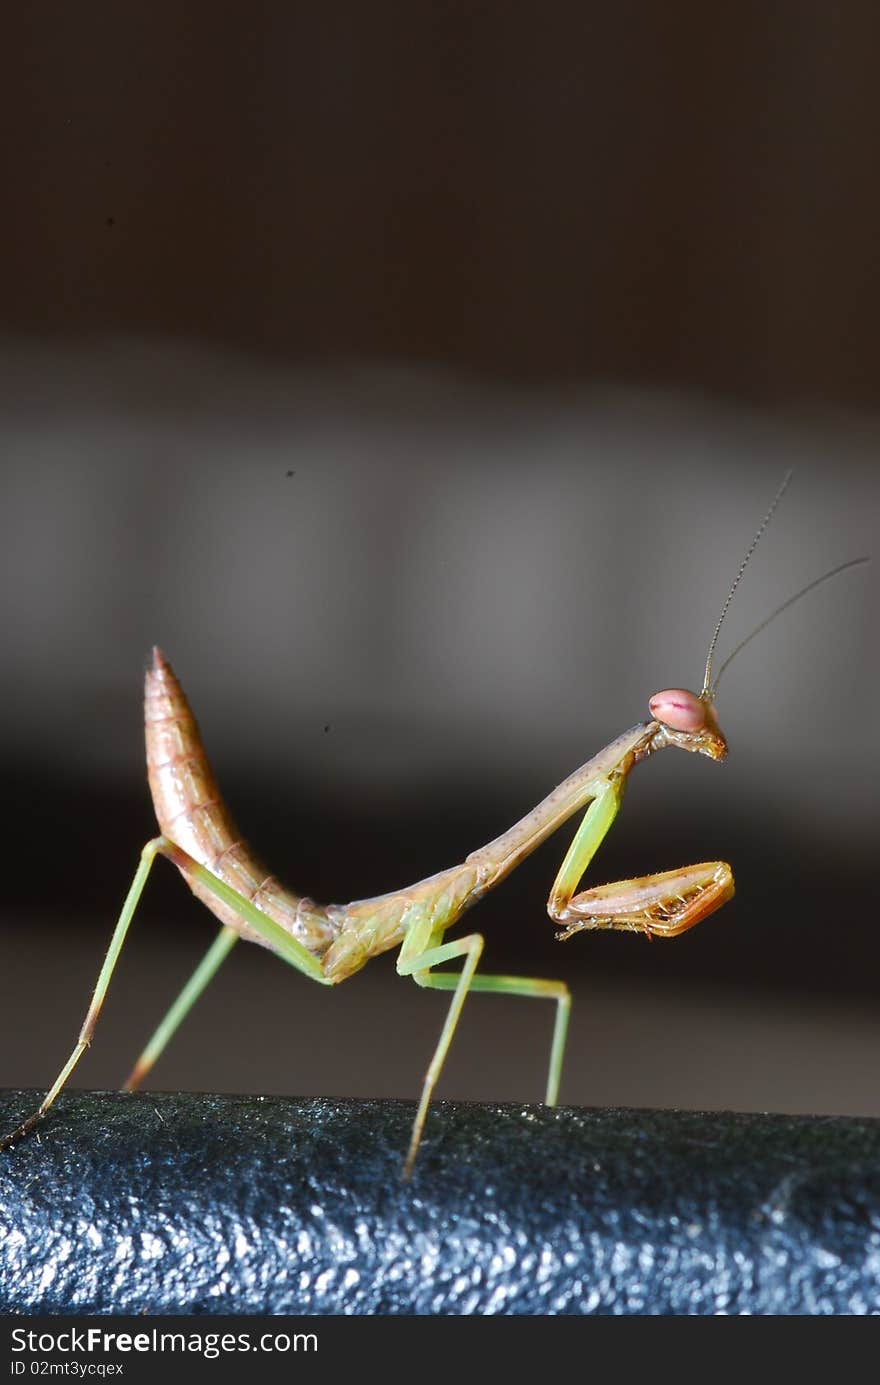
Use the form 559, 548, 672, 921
397, 932, 570, 1178
0, 836, 168, 1152
122, 923, 239, 1091
0, 835, 331, 1152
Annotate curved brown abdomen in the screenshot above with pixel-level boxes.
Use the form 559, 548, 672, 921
144, 647, 338, 958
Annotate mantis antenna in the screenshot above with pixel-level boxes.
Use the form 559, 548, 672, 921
700, 469, 794, 698
695, 469, 868, 700
709, 555, 869, 696
651, 473, 865, 752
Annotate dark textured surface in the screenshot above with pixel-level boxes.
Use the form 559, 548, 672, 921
1, 1090, 879, 1315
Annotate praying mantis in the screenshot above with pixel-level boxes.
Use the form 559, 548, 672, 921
0, 473, 865, 1176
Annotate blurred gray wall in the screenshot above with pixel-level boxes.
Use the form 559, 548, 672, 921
1, 4, 878, 1121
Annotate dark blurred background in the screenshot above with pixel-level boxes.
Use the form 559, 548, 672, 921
1, 4, 877, 1122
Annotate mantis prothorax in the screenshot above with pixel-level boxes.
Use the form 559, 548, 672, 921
1, 474, 866, 1176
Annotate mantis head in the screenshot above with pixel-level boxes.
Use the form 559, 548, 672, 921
648, 689, 728, 761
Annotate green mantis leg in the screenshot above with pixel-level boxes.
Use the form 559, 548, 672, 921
387, 778, 625, 1175
548, 773, 733, 937
396, 929, 570, 1178
548, 777, 624, 921
0, 835, 330, 1152
122, 924, 239, 1092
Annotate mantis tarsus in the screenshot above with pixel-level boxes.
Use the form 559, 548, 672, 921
0, 474, 866, 1176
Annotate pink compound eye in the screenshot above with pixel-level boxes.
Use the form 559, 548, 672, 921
648, 688, 707, 733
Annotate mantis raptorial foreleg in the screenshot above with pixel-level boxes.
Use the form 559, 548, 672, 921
545, 774, 732, 939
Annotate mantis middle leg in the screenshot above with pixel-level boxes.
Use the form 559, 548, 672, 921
390, 776, 662, 1175
396, 927, 570, 1178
